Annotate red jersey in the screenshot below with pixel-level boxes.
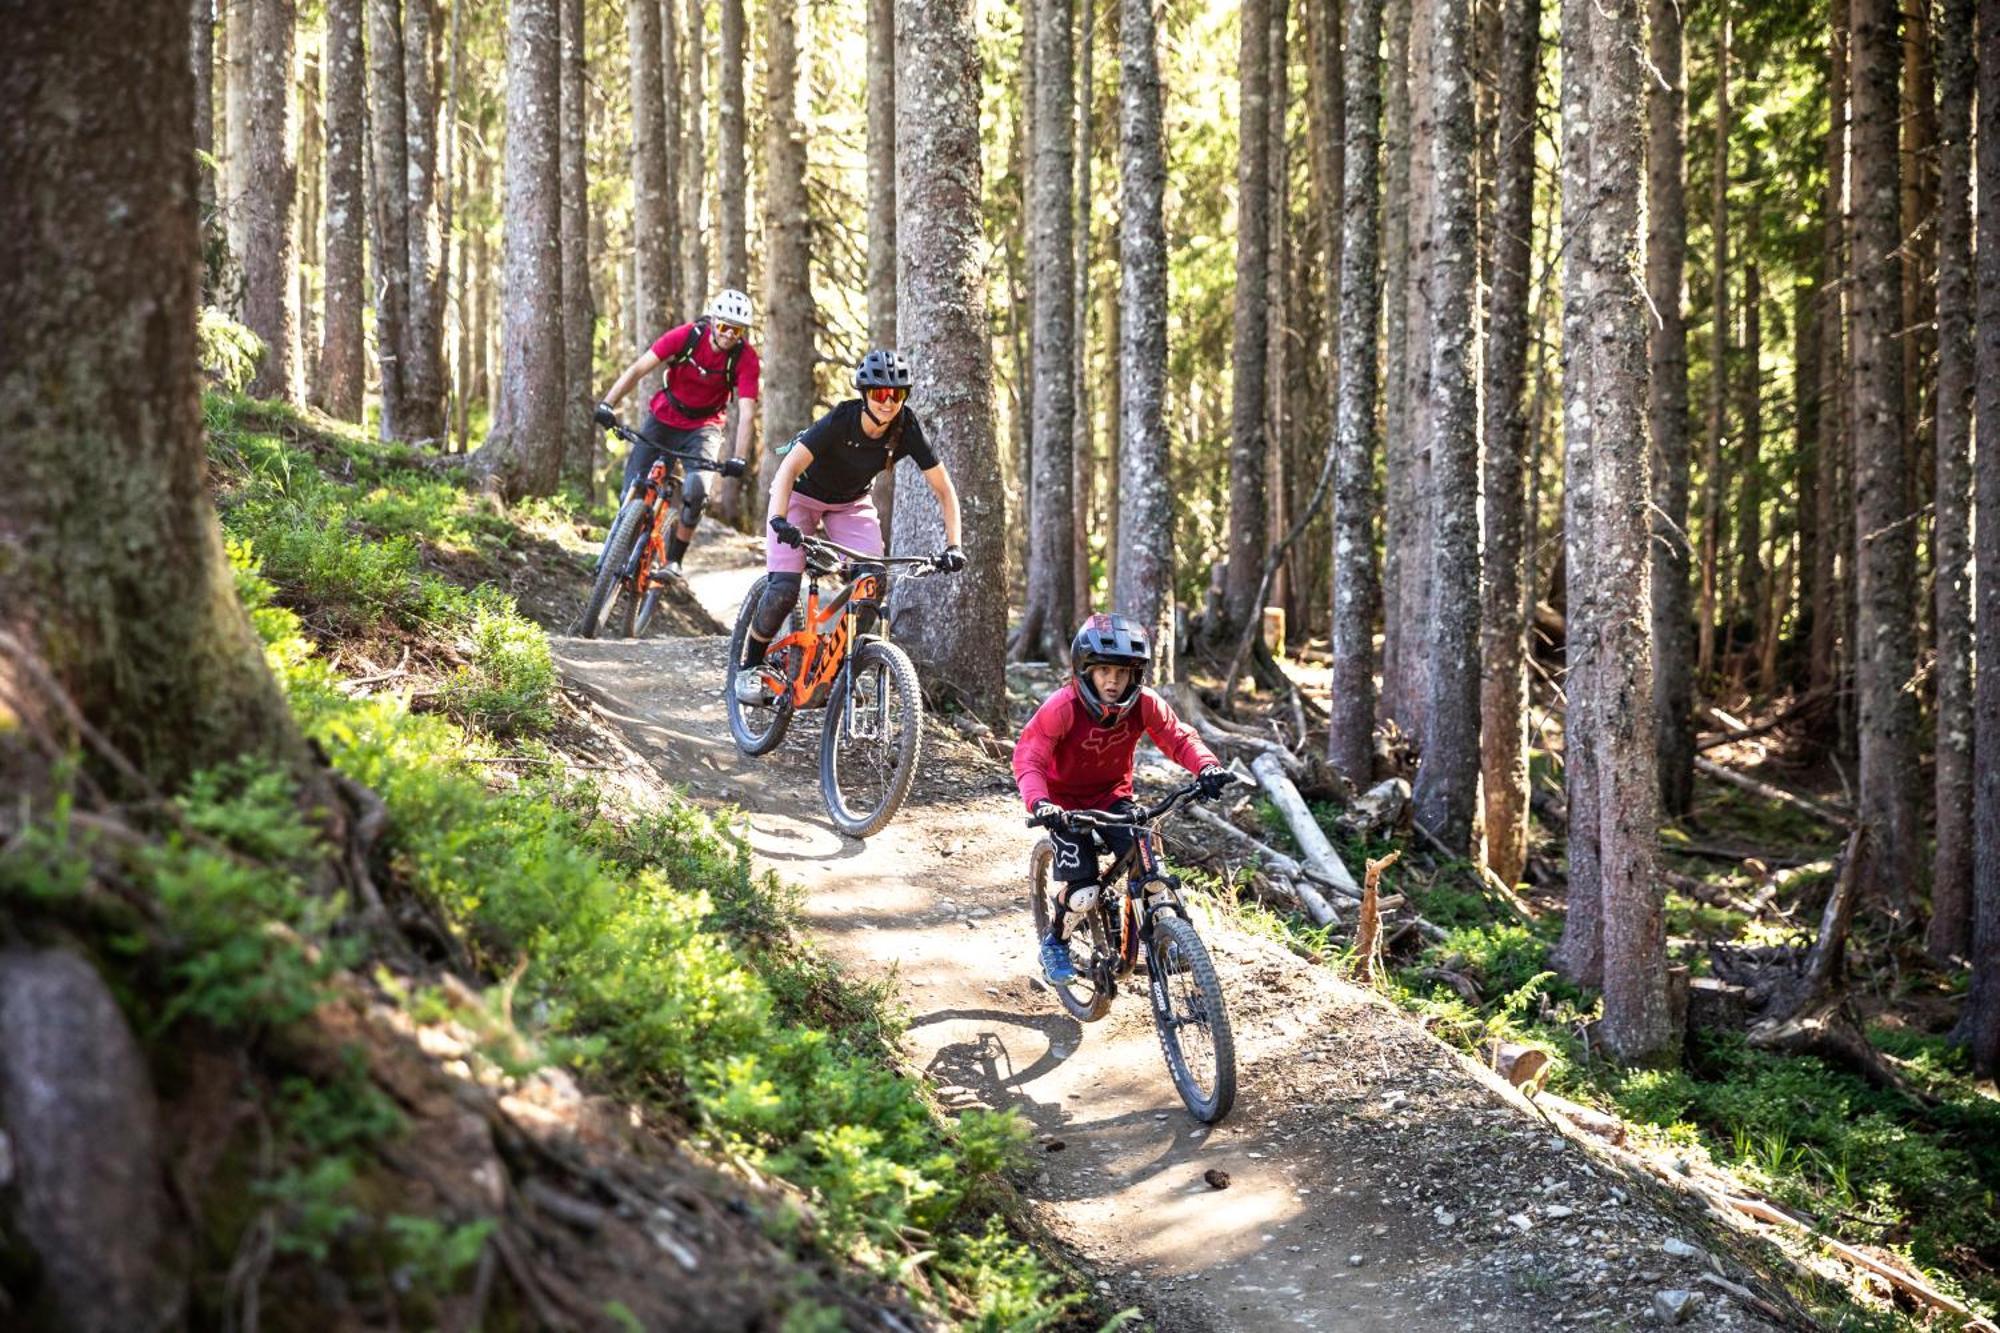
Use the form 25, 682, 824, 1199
648, 322, 762, 429
1012, 682, 1218, 812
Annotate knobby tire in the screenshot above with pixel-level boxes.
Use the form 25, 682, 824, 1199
1029, 841, 1114, 1023
725, 575, 793, 755
580, 500, 645, 639
1148, 913, 1236, 1123
819, 640, 921, 838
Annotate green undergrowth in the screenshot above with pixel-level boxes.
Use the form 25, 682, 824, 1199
1399, 924, 2000, 1325
205, 393, 563, 738
1239, 797, 2000, 1328
2, 400, 1105, 1330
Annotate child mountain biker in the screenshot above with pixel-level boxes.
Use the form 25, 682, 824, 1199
593, 288, 760, 581
733, 349, 968, 705
1012, 614, 1233, 985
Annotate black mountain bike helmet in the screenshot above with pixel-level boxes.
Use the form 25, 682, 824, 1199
1071, 613, 1151, 725
855, 348, 915, 389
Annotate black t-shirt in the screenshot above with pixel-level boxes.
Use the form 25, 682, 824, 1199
790, 399, 940, 504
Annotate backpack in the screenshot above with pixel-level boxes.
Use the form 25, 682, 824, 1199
774, 400, 907, 463
660, 317, 744, 419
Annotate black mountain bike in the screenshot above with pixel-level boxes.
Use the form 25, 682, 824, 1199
577, 420, 724, 640
1028, 778, 1244, 1123
724, 535, 952, 838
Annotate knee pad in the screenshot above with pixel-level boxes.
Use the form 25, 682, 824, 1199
752, 573, 802, 640
678, 471, 710, 528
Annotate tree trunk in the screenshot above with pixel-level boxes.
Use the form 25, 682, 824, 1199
1264, 0, 1292, 629
1926, 0, 1973, 964
1696, 9, 1729, 681
720, 0, 749, 291
469, 0, 564, 499
370, 0, 411, 436
1551, 0, 1600, 989
1646, 0, 1693, 815
1, 0, 313, 791
1385, 0, 1436, 734
1955, 0, 2000, 1075
628, 0, 672, 397
225, 0, 252, 288
760, 0, 814, 484
1476, 0, 1538, 884
317, 0, 366, 420
1900, 0, 1937, 590
1101, 263, 1122, 599
193, 0, 222, 296
1071, 0, 1097, 622
1113, 0, 1175, 677
1810, 21, 1849, 706
680, 0, 710, 309
1223, 0, 1272, 639
1410, 0, 1479, 855
1849, 0, 1920, 916
1377, 0, 1411, 731
715, 0, 751, 524
662, 0, 684, 319
1733, 248, 1764, 682
470, 143, 492, 411
891, 0, 1008, 723
1018, 0, 1077, 663
297, 42, 322, 406
400, 0, 445, 441
243, 0, 300, 404
1328, 0, 1383, 786
1583, 0, 1669, 1064
559, 0, 595, 490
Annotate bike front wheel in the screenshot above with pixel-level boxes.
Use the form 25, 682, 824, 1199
819, 639, 922, 838
1147, 913, 1236, 1123
579, 500, 645, 639
1029, 840, 1113, 1023
725, 575, 794, 755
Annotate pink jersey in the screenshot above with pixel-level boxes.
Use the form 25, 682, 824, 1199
1012, 682, 1218, 812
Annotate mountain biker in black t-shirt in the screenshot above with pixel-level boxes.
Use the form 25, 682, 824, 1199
732, 349, 967, 706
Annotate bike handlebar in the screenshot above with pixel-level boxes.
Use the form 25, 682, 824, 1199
604, 419, 726, 470
1024, 772, 1246, 831
799, 534, 946, 571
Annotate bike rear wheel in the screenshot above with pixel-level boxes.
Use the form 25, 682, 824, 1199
1147, 913, 1236, 1123
819, 639, 921, 838
1029, 841, 1113, 1022
725, 575, 794, 755
579, 500, 645, 639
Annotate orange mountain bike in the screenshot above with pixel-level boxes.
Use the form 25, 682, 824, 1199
577, 420, 723, 640
724, 535, 949, 838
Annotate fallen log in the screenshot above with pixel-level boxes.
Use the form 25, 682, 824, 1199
1533, 1091, 1627, 1146
1250, 751, 1363, 900
1695, 689, 1832, 752
1332, 778, 1411, 840
1711, 1193, 1998, 1331
1693, 756, 1854, 829
1182, 804, 1343, 925
1489, 1041, 1551, 1095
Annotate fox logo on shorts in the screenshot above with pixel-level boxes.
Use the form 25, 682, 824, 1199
1054, 839, 1083, 872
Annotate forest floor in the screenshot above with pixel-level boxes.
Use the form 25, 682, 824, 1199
543, 522, 1803, 1332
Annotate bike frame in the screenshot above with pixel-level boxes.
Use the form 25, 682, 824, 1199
605, 422, 717, 588
761, 538, 933, 710
1042, 785, 1203, 981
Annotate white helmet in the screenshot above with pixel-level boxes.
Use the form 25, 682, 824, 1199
704, 288, 755, 328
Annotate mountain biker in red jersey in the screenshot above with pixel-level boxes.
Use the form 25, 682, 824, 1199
1012, 613, 1230, 985
593, 288, 759, 581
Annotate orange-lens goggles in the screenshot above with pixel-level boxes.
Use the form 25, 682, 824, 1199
867, 386, 908, 404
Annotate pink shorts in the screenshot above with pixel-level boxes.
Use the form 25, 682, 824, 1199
767, 492, 883, 574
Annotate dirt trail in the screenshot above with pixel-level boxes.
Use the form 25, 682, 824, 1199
552, 525, 1783, 1332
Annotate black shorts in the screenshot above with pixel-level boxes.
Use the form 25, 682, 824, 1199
623, 418, 722, 494
1048, 798, 1141, 885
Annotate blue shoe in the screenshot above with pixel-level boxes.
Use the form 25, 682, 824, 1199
1040, 936, 1078, 986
